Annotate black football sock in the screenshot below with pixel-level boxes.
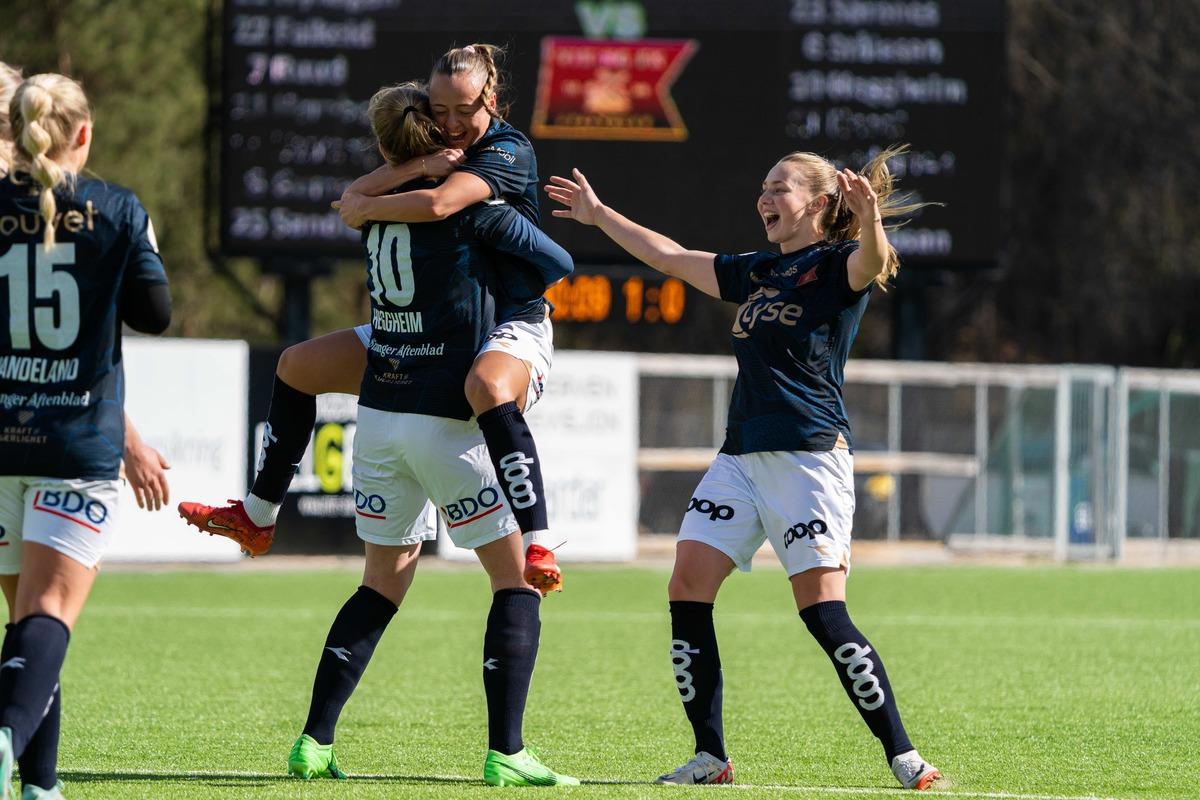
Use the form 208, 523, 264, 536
302, 586, 397, 745
249, 375, 317, 504
17, 683, 59, 790
482, 588, 541, 754
800, 600, 913, 761
476, 403, 549, 542
0, 615, 69, 758
669, 601, 726, 760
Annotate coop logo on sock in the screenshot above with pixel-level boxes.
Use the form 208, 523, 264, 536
687, 497, 734, 522
670, 639, 700, 702
499, 451, 537, 510
834, 642, 886, 711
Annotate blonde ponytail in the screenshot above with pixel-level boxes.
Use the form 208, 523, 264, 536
10, 73, 91, 250
0, 62, 23, 176
368, 82, 445, 165
778, 145, 934, 290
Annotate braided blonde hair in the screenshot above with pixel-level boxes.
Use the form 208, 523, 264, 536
0, 62, 23, 176
778, 145, 931, 290
10, 73, 91, 249
431, 43, 509, 119
368, 82, 445, 165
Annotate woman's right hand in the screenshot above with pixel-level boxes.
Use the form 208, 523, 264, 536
545, 169, 603, 226
421, 148, 466, 178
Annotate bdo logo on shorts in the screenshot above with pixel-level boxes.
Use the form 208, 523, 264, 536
687, 497, 734, 522
33, 490, 109, 533
443, 487, 504, 529
354, 490, 387, 520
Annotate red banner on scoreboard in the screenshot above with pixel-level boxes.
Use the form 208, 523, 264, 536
531, 37, 698, 142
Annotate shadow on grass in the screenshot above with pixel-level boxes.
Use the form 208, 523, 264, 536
59, 771, 477, 786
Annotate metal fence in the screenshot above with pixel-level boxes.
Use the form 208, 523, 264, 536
634, 355, 1200, 561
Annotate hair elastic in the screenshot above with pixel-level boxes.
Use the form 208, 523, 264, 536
401, 105, 419, 123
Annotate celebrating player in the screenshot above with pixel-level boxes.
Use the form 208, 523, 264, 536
546, 149, 942, 790
179, 44, 564, 593
283, 82, 577, 787
0, 73, 171, 799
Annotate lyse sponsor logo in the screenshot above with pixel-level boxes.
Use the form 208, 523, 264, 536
687, 497, 734, 522
670, 639, 699, 702
834, 642, 886, 711
783, 518, 828, 548
443, 486, 503, 528
731, 286, 803, 339
354, 490, 387, 520
499, 451, 537, 510
33, 489, 108, 532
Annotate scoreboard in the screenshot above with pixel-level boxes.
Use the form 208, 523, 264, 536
218, 0, 1005, 346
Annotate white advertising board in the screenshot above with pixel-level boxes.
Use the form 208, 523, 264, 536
439, 350, 639, 562
108, 338, 247, 562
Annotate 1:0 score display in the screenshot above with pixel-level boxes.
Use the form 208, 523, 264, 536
545, 272, 686, 324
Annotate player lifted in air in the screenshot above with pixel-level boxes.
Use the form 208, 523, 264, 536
279, 81, 577, 786
547, 148, 942, 790
0, 73, 171, 800
179, 44, 564, 594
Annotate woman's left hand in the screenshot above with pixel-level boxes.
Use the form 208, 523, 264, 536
837, 168, 880, 222
545, 169, 604, 226
332, 191, 370, 229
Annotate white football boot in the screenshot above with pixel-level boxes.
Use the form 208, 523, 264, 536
655, 751, 734, 785
891, 750, 942, 790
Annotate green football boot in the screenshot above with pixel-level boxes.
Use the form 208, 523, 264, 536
483, 747, 579, 787
287, 734, 346, 779
21, 781, 66, 800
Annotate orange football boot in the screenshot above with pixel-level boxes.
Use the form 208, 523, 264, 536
524, 543, 562, 596
178, 499, 275, 557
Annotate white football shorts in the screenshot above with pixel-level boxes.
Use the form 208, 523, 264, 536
351, 406, 518, 552
677, 449, 855, 576
355, 314, 553, 413
0, 476, 121, 572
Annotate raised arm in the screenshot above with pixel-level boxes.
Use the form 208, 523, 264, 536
838, 167, 888, 292
474, 203, 574, 286
336, 170, 491, 227
545, 169, 720, 298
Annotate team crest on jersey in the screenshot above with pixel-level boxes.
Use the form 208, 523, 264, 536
731, 286, 804, 339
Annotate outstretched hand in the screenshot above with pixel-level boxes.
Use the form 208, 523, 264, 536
544, 169, 603, 226
836, 167, 880, 223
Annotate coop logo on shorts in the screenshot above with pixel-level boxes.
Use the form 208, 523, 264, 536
354, 490, 387, 520
687, 497, 734, 521
834, 642, 886, 711
443, 486, 504, 528
33, 490, 108, 533
783, 518, 828, 549
670, 639, 700, 702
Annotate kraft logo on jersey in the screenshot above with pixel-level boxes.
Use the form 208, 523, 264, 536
687, 497, 734, 521
443, 486, 503, 527
731, 286, 804, 339
33, 490, 108, 532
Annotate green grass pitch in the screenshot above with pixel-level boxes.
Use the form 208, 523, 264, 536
39, 563, 1200, 799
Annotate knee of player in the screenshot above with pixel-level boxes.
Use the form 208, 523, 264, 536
276, 343, 305, 385
667, 570, 708, 602
464, 369, 513, 414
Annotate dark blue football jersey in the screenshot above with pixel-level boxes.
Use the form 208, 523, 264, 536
357, 187, 572, 421
713, 240, 868, 455
458, 119, 548, 323
0, 173, 168, 479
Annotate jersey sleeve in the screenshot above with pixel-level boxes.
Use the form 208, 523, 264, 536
713, 252, 758, 303
473, 202, 573, 287
831, 241, 871, 305
121, 195, 168, 287
459, 132, 533, 202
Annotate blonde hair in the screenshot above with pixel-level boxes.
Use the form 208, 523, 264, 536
0, 62, 23, 176
431, 43, 509, 118
10, 73, 91, 250
368, 82, 445, 165
778, 145, 931, 290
